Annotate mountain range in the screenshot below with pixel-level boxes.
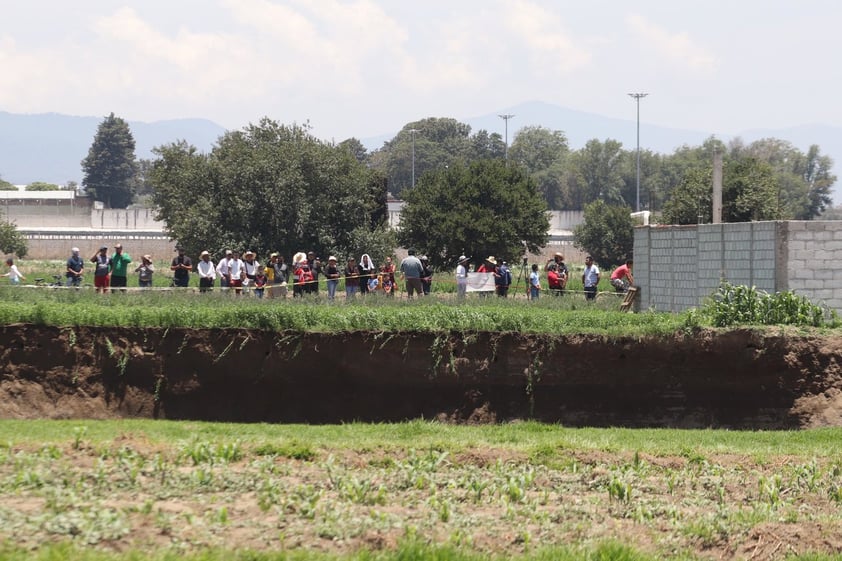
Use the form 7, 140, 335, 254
2, 102, 840, 202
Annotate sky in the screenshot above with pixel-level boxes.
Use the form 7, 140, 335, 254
2, 0, 842, 142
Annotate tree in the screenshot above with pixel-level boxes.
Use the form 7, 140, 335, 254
567, 139, 627, 207
723, 157, 781, 222
508, 126, 569, 209
573, 200, 634, 268
0, 212, 27, 258
0, 178, 17, 191
660, 168, 712, 225
25, 181, 60, 191
150, 120, 391, 262
338, 138, 368, 164
81, 113, 139, 208
397, 159, 549, 270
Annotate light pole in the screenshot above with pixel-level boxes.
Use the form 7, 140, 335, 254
498, 114, 515, 161
408, 128, 420, 187
627, 93, 648, 212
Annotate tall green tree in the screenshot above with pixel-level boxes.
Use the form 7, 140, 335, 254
397, 159, 549, 270
573, 200, 634, 268
508, 126, 569, 209
81, 113, 138, 208
567, 139, 627, 207
0, 178, 17, 191
150, 120, 390, 261
660, 168, 712, 225
25, 181, 60, 191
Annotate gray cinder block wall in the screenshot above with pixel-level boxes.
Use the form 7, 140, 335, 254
635, 221, 842, 312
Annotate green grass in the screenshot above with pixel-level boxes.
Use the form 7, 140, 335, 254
0, 283, 686, 335
4, 419, 842, 458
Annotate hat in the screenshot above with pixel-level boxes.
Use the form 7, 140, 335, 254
143, 254, 152, 261
328, 256, 337, 262
200, 251, 209, 257
420, 255, 428, 261
486, 256, 497, 265
225, 249, 233, 255
554, 252, 564, 259
114, 243, 122, 249
458, 255, 469, 262
292, 252, 307, 265
99, 245, 108, 251
244, 250, 255, 258
71, 247, 80, 254
270, 252, 278, 258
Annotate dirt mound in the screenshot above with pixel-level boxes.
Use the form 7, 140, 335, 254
1, 325, 841, 428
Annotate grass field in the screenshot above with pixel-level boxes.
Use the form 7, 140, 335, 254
0, 421, 842, 559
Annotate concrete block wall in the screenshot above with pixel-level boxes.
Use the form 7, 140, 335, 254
784, 221, 842, 310
636, 220, 842, 313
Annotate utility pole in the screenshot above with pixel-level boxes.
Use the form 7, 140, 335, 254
498, 114, 515, 161
407, 128, 420, 187
627, 93, 648, 212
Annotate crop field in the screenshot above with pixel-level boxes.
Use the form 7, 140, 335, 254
0, 421, 840, 560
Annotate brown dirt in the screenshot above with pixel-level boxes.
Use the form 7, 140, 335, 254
1, 325, 842, 428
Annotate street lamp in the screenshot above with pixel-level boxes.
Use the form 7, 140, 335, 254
498, 114, 515, 161
407, 128, 420, 187
627, 93, 648, 212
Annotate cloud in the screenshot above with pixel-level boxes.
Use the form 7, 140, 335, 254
504, 0, 592, 74
626, 14, 716, 73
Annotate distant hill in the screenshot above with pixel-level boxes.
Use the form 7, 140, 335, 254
363, 100, 842, 203
0, 112, 227, 185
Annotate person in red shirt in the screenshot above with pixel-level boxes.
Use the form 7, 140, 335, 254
547, 263, 562, 296
610, 259, 634, 293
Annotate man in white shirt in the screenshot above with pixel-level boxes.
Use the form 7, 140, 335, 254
216, 250, 232, 289
197, 251, 216, 292
582, 255, 600, 301
455, 255, 469, 300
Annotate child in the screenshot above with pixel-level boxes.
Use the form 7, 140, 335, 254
529, 263, 540, 300
2, 258, 24, 285
253, 270, 267, 299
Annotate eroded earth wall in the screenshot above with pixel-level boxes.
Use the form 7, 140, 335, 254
1, 325, 841, 428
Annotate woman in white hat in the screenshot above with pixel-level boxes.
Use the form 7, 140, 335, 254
135, 254, 155, 288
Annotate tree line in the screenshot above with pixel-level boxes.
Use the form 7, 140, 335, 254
1, 113, 836, 267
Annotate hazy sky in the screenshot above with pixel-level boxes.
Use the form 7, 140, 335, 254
2, 0, 840, 140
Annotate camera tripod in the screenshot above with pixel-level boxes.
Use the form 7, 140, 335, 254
512, 257, 529, 295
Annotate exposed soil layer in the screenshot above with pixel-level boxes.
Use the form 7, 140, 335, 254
1, 325, 842, 428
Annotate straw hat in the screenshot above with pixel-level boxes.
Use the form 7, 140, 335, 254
243, 250, 255, 259
200, 251, 209, 257
486, 256, 497, 265
292, 252, 307, 265
143, 254, 152, 262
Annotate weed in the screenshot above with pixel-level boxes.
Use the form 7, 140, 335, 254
72, 426, 87, 451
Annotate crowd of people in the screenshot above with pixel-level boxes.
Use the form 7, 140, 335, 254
5, 245, 636, 301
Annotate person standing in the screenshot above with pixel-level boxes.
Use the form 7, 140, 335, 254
242, 251, 261, 288
529, 263, 541, 300
227, 250, 245, 295
582, 255, 600, 301
547, 263, 562, 297
91, 245, 111, 293
216, 250, 233, 290
494, 259, 512, 298
419, 255, 433, 295
324, 256, 340, 301
135, 255, 155, 288
455, 255, 469, 300
400, 249, 424, 298
170, 246, 193, 288
2, 259, 24, 285
65, 247, 84, 287
197, 251, 216, 292
552, 252, 569, 294
266, 253, 288, 298
110, 244, 132, 292
344, 257, 360, 299
610, 259, 634, 293
382, 256, 396, 297
358, 253, 376, 295
306, 251, 322, 295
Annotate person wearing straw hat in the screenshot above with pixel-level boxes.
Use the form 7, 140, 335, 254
197, 251, 216, 293
134, 255, 155, 288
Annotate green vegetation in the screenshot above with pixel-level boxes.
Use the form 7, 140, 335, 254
699, 282, 837, 327
0, 421, 841, 559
